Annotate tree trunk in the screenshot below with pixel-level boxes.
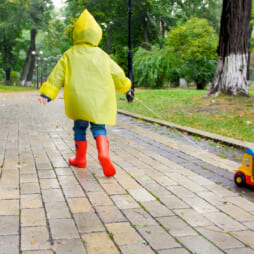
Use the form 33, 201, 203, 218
207, 0, 252, 97
25, 29, 37, 87
5, 68, 11, 85
247, 25, 252, 81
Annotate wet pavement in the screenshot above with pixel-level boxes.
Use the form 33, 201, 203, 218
1, 91, 254, 254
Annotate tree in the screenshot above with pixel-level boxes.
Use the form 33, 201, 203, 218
0, 0, 26, 84
207, 0, 252, 97
19, 0, 53, 86
165, 18, 218, 89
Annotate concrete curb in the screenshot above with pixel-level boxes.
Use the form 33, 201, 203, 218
118, 109, 254, 151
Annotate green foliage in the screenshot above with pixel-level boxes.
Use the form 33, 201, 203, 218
134, 18, 218, 89
10, 71, 20, 85
0, 69, 4, 82
110, 46, 128, 73
133, 45, 178, 88
165, 17, 218, 89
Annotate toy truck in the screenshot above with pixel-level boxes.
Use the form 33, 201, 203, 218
234, 149, 254, 187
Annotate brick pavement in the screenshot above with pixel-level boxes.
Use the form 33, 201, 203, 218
1, 91, 254, 254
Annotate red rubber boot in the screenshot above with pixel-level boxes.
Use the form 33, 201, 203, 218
69, 141, 87, 168
96, 136, 116, 177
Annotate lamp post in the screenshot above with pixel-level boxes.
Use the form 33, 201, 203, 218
126, 0, 135, 103
31, 51, 39, 89
31, 50, 43, 89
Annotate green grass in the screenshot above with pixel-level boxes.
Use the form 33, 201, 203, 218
0, 84, 37, 92
117, 87, 254, 143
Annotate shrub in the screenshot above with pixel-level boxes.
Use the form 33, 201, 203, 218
165, 17, 218, 89
133, 45, 178, 88
10, 71, 21, 85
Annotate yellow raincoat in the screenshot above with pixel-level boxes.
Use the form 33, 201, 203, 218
40, 9, 131, 125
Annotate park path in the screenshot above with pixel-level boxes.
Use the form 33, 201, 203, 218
1, 91, 254, 254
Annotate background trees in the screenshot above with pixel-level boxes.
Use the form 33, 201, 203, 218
0, 0, 253, 94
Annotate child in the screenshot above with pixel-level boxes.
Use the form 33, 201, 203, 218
38, 9, 131, 177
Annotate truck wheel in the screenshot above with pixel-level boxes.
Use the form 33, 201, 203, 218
234, 172, 246, 187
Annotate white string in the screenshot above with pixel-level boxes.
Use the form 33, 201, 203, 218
134, 96, 205, 150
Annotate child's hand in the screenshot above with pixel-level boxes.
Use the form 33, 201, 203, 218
38, 96, 48, 105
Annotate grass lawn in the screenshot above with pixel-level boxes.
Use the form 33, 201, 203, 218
0, 83, 37, 92
117, 85, 254, 143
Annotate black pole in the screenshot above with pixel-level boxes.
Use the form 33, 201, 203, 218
126, 0, 135, 102
36, 57, 39, 89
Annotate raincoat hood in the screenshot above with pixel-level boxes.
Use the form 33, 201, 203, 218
73, 9, 102, 46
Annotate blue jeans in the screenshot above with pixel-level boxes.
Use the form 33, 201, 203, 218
73, 120, 107, 141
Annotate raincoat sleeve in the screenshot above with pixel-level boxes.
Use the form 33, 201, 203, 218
39, 55, 66, 101
110, 59, 131, 94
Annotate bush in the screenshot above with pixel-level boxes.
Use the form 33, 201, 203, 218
10, 71, 21, 85
0, 69, 4, 82
165, 17, 218, 89
133, 45, 178, 88
133, 18, 218, 89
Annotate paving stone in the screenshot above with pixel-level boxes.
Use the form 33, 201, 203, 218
21, 194, 43, 209
197, 225, 244, 249
157, 249, 190, 254
0, 235, 19, 254
160, 195, 189, 209
217, 204, 254, 222
123, 208, 158, 226
0, 215, 19, 235
20, 173, 38, 184
225, 196, 254, 212
96, 205, 127, 223
136, 225, 180, 250
232, 230, 254, 249
0, 186, 19, 199
38, 170, 57, 179
174, 209, 212, 227
166, 185, 196, 198
157, 216, 197, 237
141, 200, 173, 217
41, 189, 65, 203
23, 251, 54, 254
21, 208, 46, 227
106, 222, 143, 245
198, 191, 229, 206
40, 179, 60, 189
21, 226, 51, 251
182, 196, 218, 213
226, 248, 254, 254
21, 182, 40, 194
61, 184, 85, 198
57, 174, 77, 185
151, 175, 176, 187
100, 180, 126, 195
87, 191, 113, 206
111, 195, 140, 209
177, 235, 224, 254
114, 175, 141, 189
0, 170, 19, 185
127, 188, 156, 202
82, 232, 119, 254
4, 91, 254, 254
203, 211, 247, 232
205, 184, 237, 198
54, 238, 87, 254
67, 197, 94, 213
119, 243, 154, 254
74, 212, 105, 233
54, 167, 74, 176
0, 200, 19, 215
49, 218, 79, 240
44, 202, 71, 219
